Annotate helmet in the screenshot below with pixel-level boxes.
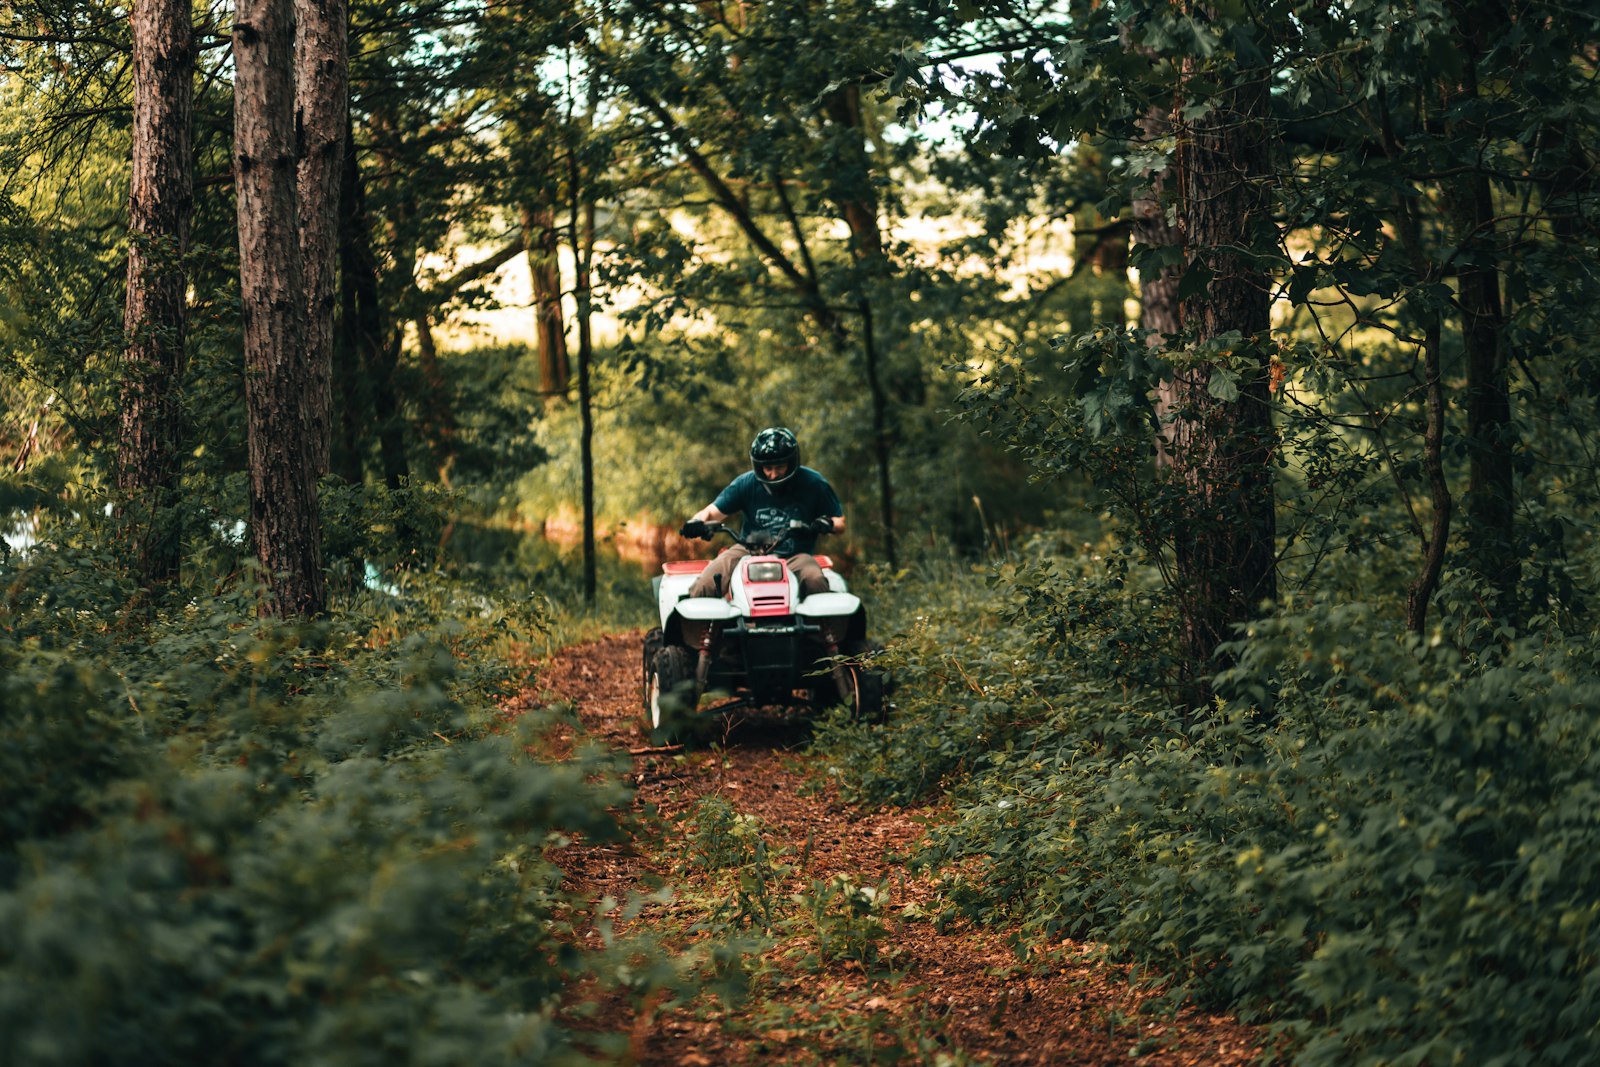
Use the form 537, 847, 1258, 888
750, 426, 800, 487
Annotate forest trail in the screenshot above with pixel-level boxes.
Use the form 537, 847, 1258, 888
525, 632, 1262, 1066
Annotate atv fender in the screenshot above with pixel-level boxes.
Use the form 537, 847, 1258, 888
796, 592, 861, 617
675, 597, 742, 621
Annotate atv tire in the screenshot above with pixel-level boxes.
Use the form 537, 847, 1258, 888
643, 645, 701, 744
839, 663, 887, 724
640, 628, 664, 711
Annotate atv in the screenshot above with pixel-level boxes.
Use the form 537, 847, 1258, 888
641, 521, 885, 743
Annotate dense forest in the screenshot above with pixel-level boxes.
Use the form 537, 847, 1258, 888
3, 0, 1599, 1063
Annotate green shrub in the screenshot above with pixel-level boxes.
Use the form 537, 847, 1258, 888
830, 551, 1600, 1065
0, 542, 647, 1067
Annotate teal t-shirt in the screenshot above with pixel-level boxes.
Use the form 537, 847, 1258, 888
713, 467, 842, 557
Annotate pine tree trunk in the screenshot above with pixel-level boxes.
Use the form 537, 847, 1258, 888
234, 0, 325, 616
1169, 69, 1277, 701
1383, 102, 1455, 636
1454, 173, 1516, 619
1133, 105, 1184, 470
118, 0, 194, 586
823, 84, 898, 569
575, 199, 597, 603
334, 122, 407, 489
412, 311, 457, 481
521, 203, 569, 397
1443, 21, 1516, 620
294, 0, 347, 478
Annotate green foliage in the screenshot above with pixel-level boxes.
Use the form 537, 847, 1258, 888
828, 546, 1600, 1065
783, 875, 894, 973
0, 537, 650, 1067
433, 345, 551, 510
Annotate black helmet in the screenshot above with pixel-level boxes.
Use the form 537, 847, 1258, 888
750, 426, 800, 487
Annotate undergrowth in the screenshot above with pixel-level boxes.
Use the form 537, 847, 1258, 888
661, 792, 977, 1065
0, 535, 665, 1067
815, 541, 1600, 1066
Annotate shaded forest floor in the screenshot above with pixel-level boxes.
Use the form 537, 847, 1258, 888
517, 632, 1263, 1065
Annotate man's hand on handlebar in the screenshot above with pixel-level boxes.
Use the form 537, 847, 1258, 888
808, 516, 835, 535
680, 519, 712, 540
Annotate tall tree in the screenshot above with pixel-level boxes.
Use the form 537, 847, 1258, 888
1164, 47, 1278, 692
118, 0, 194, 585
592, 0, 964, 561
568, 106, 598, 603
822, 83, 899, 569
295, 0, 349, 479
333, 121, 407, 489
233, 0, 324, 615
522, 202, 569, 397
1443, 1, 1516, 620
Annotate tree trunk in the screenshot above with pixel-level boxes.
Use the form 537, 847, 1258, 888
1132, 104, 1184, 470
1383, 102, 1454, 635
373, 333, 410, 492
1443, 22, 1516, 620
234, 0, 325, 616
823, 84, 898, 569
334, 120, 408, 489
1406, 316, 1451, 633
333, 122, 372, 484
118, 0, 194, 586
1168, 68, 1277, 701
521, 203, 569, 397
568, 66, 598, 603
575, 199, 597, 603
412, 311, 457, 482
294, 0, 347, 478
1453, 171, 1516, 619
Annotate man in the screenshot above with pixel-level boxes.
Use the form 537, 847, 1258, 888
680, 426, 844, 598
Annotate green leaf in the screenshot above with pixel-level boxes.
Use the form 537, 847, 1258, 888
1207, 368, 1240, 402
1288, 263, 1319, 306
1177, 260, 1214, 303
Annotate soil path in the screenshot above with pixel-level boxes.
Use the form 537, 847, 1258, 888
526, 632, 1262, 1066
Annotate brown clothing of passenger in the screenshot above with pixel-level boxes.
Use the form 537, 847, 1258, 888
688, 545, 828, 599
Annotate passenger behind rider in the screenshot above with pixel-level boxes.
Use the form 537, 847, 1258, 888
679, 426, 843, 599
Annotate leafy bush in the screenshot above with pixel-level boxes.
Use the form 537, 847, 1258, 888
0, 541, 648, 1067
825, 551, 1600, 1065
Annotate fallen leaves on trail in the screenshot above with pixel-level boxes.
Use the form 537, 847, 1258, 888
525, 631, 1263, 1066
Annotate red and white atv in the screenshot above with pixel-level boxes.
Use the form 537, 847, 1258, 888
641, 521, 885, 743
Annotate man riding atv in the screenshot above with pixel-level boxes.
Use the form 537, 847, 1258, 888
679, 426, 843, 598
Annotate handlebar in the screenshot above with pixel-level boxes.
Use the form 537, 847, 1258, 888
690, 519, 824, 551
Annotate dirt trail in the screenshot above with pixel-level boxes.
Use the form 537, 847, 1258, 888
529, 632, 1262, 1066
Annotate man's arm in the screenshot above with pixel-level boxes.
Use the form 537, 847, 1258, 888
690, 503, 730, 524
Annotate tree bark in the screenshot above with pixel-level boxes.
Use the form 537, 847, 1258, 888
1132, 104, 1184, 470
521, 203, 569, 397
573, 193, 597, 604
1453, 171, 1516, 619
1168, 65, 1277, 701
294, 0, 347, 478
234, 0, 325, 615
118, 0, 194, 586
1406, 316, 1451, 633
333, 117, 409, 490
412, 310, 457, 482
1443, 17, 1516, 620
1383, 102, 1454, 635
823, 84, 898, 570
567, 59, 598, 604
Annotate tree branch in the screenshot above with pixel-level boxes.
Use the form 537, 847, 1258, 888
620, 75, 846, 339
418, 238, 526, 303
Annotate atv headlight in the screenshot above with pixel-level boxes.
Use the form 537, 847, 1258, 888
746, 561, 785, 583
